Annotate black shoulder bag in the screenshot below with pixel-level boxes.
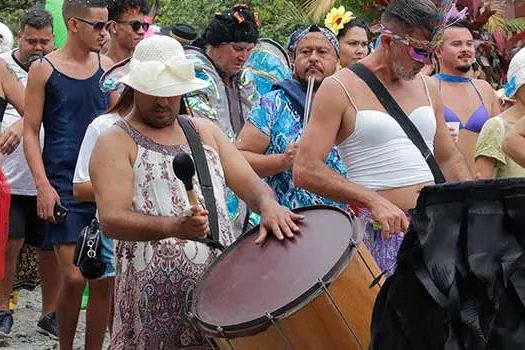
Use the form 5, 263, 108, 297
349, 63, 446, 184
177, 115, 225, 251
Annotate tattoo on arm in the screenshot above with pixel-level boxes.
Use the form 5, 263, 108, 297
5, 62, 20, 81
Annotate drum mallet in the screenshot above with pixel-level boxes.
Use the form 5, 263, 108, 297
172, 152, 199, 213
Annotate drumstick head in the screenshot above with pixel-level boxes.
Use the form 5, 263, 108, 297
172, 152, 196, 190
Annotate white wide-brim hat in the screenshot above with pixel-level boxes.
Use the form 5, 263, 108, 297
118, 35, 209, 97
505, 47, 525, 99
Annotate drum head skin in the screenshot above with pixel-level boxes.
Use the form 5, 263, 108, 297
192, 205, 356, 337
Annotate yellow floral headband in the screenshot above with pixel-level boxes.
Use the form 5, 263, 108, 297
324, 6, 356, 37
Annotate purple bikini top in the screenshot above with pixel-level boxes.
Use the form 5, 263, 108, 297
441, 81, 490, 134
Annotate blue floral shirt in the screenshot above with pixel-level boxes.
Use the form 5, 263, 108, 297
248, 89, 347, 210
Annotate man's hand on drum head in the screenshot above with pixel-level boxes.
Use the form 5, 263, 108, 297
255, 200, 304, 245
368, 194, 409, 240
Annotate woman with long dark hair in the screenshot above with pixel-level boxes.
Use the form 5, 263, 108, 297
325, 6, 372, 68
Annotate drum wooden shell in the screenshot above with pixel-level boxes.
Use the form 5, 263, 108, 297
192, 206, 382, 350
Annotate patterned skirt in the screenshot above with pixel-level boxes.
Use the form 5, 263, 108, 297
359, 208, 407, 277
13, 244, 40, 290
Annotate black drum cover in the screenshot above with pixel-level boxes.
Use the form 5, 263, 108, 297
371, 178, 525, 350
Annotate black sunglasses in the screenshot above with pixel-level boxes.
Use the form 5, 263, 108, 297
73, 17, 108, 31
115, 20, 150, 33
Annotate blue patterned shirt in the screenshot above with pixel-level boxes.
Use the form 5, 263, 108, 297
248, 89, 347, 210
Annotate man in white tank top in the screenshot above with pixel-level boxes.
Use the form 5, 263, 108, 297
294, 0, 472, 274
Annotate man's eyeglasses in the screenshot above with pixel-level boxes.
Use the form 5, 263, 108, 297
115, 20, 150, 33
381, 27, 433, 65
73, 17, 108, 31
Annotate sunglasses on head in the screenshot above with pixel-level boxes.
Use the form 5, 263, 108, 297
381, 27, 433, 65
73, 17, 108, 31
115, 20, 150, 33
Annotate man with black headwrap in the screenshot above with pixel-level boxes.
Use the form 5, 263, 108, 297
184, 4, 262, 237
185, 4, 260, 140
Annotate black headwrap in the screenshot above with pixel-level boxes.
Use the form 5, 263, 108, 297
203, 4, 260, 46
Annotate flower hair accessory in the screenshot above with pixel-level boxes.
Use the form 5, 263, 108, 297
324, 6, 355, 36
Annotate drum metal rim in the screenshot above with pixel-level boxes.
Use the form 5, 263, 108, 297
191, 205, 357, 338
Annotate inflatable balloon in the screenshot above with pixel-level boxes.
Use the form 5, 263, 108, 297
45, 0, 67, 48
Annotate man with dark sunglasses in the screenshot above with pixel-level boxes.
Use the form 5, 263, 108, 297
104, 0, 150, 64
23, 0, 116, 349
295, 0, 471, 273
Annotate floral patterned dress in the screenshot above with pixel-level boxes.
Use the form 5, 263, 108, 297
110, 120, 235, 350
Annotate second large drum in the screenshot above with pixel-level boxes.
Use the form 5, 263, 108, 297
191, 205, 382, 350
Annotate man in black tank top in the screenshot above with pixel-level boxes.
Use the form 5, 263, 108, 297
23, 0, 116, 348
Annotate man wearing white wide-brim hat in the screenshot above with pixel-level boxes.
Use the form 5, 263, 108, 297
88, 35, 302, 349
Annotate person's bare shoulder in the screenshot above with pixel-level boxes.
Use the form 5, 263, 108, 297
187, 117, 219, 144
95, 124, 137, 162
26, 55, 54, 83
329, 67, 369, 96
99, 124, 134, 146
473, 78, 496, 96
423, 74, 439, 95
100, 54, 115, 71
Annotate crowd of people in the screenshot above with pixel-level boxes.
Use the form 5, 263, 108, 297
0, 0, 524, 349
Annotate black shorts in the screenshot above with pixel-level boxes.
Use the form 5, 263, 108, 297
9, 194, 47, 249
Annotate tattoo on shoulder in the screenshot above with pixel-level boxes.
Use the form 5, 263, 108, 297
5, 62, 20, 81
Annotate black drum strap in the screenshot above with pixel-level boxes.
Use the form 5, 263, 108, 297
178, 115, 224, 251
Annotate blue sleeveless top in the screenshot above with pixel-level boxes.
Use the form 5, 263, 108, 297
41, 55, 109, 205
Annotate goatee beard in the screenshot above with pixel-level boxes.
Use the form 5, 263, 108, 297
456, 64, 472, 73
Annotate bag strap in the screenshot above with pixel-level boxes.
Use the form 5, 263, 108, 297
177, 115, 223, 250
349, 63, 446, 184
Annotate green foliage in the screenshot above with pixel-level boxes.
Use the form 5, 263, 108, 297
156, 0, 308, 46
338, 0, 382, 23
155, 0, 382, 46
0, 0, 39, 34
505, 17, 525, 33
1, 0, 382, 46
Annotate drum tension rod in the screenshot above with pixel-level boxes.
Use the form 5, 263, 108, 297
217, 326, 237, 350
318, 278, 366, 350
187, 312, 220, 350
265, 312, 294, 350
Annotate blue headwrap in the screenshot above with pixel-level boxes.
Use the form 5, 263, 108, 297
288, 24, 340, 57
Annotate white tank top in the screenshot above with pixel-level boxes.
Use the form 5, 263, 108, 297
332, 74, 436, 191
